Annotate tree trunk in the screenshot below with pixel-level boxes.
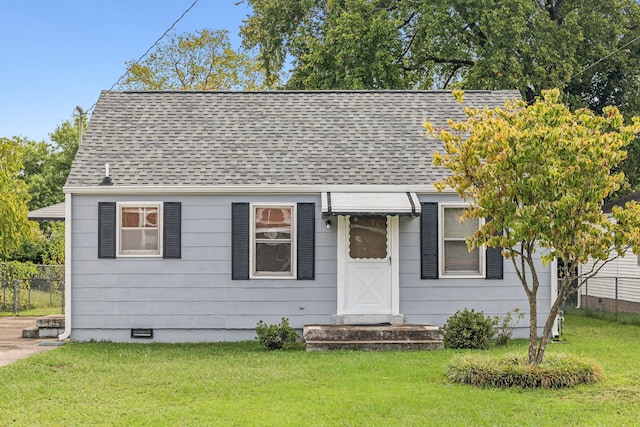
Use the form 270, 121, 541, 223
527, 290, 538, 365
535, 277, 569, 365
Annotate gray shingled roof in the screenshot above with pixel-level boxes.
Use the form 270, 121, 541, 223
66, 90, 520, 187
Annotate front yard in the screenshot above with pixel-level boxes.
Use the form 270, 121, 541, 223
1, 314, 638, 426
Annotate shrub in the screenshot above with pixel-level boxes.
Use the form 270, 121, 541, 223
447, 353, 603, 389
255, 317, 300, 350
442, 308, 497, 349
495, 307, 524, 346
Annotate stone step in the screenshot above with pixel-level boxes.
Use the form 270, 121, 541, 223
305, 339, 444, 352
303, 324, 442, 342
22, 327, 39, 339
303, 324, 444, 351
36, 315, 65, 329
22, 315, 65, 339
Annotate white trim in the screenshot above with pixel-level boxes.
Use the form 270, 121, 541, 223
336, 216, 347, 315
116, 202, 163, 258
550, 258, 559, 337
390, 216, 400, 315
439, 204, 486, 279
64, 184, 455, 196
58, 193, 72, 340
249, 203, 297, 279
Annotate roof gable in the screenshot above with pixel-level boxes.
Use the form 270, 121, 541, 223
66, 90, 520, 189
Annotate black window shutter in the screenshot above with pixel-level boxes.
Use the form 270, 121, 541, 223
486, 247, 504, 279
163, 202, 182, 259
296, 203, 315, 280
98, 202, 116, 259
420, 202, 439, 279
484, 216, 503, 279
231, 203, 250, 280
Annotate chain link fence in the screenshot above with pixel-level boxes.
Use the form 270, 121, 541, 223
580, 276, 640, 319
0, 264, 64, 315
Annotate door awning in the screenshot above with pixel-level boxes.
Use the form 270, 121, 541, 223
321, 192, 421, 217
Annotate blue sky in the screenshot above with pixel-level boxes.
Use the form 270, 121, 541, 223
0, 0, 251, 143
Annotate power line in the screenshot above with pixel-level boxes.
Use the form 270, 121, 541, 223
82, 0, 200, 117
563, 32, 640, 86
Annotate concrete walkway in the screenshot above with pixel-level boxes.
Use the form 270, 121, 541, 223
0, 317, 64, 368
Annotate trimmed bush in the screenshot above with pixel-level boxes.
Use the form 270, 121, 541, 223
442, 308, 497, 349
448, 353, 603, 389
255, 317, 300, 350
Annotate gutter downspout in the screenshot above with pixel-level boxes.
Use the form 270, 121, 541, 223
59, 193, 72, 340
550, 258, 559, 338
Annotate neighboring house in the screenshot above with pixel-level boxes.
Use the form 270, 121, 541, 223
579, 192, 640, 314
61, 90, 555, 342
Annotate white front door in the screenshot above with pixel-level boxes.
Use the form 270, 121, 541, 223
337, 215, 399, 318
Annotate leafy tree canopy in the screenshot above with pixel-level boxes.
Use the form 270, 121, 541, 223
119, 29, 266, 90
427, 89, 640, 365
20, 119, 80, 210
0, 137, 37, 258
242, 0, 640, 107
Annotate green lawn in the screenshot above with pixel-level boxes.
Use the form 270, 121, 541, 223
1, 315, 639, 426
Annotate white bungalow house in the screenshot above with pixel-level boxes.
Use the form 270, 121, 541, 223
60, 90, 556, 343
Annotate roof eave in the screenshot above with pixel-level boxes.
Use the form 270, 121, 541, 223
63, 184, 457, 196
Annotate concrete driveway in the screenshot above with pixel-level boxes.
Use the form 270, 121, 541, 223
0, 317, 64, 368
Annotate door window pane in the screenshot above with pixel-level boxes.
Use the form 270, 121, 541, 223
349, 216, 387, 259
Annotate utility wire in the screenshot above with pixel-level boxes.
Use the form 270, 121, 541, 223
81, 0, 200, 117
563, 32, 640, 87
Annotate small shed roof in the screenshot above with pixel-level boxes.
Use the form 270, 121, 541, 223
603, 192, 640, 213
66, 90, 520, 190
28, 202, 65, 222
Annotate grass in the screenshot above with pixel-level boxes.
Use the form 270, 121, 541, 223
1, 314, 639, 426
0, 289, 63, 317
566, 305, 640, 326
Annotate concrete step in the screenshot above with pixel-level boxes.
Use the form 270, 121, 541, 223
36, 315, 65, 329
22, 327, 39, 339
303, 324, 443, 351
22, 315, 65, 339
305, 339, 444, 352
304, 324, 442, 342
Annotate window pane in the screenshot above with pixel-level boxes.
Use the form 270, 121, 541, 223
444, 241, 480, 273
142, 229, 159, 250
145, 208, 158, 227
349, 216, 387, 259
120, 229, 159, 253
444, 208, 478, 238
121, 229, 142, 252
255, 208, 291, 232
256, 243, 291, 273
122, 208, 141, 227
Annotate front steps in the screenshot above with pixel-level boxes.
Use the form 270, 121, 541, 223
22, 315, 65, 339
303, 324, 443, 351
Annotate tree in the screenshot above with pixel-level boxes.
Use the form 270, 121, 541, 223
241, 0, 640, 104
0, 137, 36, 258
119, 29, 266, 90
427, 89, 640, 365
20, 119, 80, 210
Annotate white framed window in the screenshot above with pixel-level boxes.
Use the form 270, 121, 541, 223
440, 205, 484, 278
117, 202, 162, 257
250, 203, 296, 278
